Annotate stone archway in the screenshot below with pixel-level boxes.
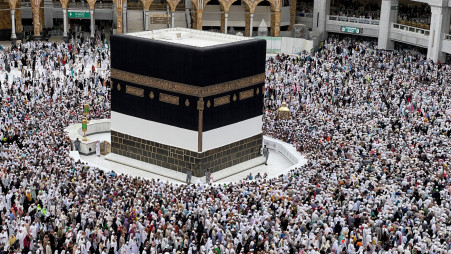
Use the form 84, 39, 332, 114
141, 0, 153, 12
166, 0, 183, 13
112, 0, 127, 33
217, 0, 238, 33
191, 0, 212, 30
242, 0, 282, 36
242, 0, 263, 36
166, 0, 183, 27
141, 0, 153, 30
8, 0, 18, 42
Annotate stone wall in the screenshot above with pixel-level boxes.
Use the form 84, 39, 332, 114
111, 130, 262, 177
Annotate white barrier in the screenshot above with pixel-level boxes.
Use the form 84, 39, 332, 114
257, 36, 314, 54
64, 119, 111, 155
281, 37, 313, 54
263, 135, 307, 170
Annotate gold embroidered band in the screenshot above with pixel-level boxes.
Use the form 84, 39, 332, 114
126, 85, 144, 97
214, 95, 230, 107
159, 93, 180, 105
239, 89, 254, 100
111, 69, 265, 97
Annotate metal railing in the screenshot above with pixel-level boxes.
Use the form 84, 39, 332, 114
393, 23, 430, 36
51, 2, 113, 9
328, 15, 379, 25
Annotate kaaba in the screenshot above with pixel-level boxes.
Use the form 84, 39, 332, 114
110, 28, 266, 177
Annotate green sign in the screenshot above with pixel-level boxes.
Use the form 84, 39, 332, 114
341, 26, 361, 34
391, 6, 398, 10
68, 10, 90, 19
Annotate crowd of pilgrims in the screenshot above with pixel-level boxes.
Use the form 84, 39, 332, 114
0, 36, 450, 254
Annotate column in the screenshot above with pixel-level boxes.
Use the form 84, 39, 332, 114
15, 0, 23, 39
144, 10, 149, 30
377, 0, 398, 50
224, 13, 228, 34
10, 9, 16, 43
123, 2, 127, 33
185, 0, 191, 28
249, 13, 254, 37
270, 10, 280, 36
63, 8, 68, 41
245, 11, 250, 36
288, 0, 296, 30
312, 0, 330, 41
117, 8, 123, 33
196, 9, 203, 30
172, 11, 175, 27
90, 9, 95, 39
220, 11, 225, 32
32, 1, 42, 40
427, 4, 450, 63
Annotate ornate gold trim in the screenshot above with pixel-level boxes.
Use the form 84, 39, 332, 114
256, 87, 260, 95
198, 110, 203, 152
207, 100, 211, 108
185, 99, 190, 107
126, 85, 144, 97
111, 69, 265, 97
149, 91, 155, 99
214, 95, 230, 107
197, 98, 204, 111
197, 98, 204, 152
233, 94, 237, 101
159, 93, 179, 105
239, 89, 254, 100
117, 83, 121, 91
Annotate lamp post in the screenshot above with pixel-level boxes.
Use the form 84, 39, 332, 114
277, 102, 290, 120
83, 103, 90, 121
82, 119, 88, 141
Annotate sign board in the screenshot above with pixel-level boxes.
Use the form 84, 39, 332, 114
391, 6, 398, 10
341, 26, 361, 34
150, 14, 170, 24
68, 10, 90, 19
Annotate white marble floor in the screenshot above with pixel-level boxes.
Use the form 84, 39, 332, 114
78, 149, 296, 184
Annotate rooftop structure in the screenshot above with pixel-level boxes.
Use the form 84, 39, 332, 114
126, 28, 253, 48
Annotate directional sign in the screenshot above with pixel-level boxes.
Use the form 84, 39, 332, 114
68, 10, 90, 19
150, 14, 170, 24
341, 26, 361, 34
